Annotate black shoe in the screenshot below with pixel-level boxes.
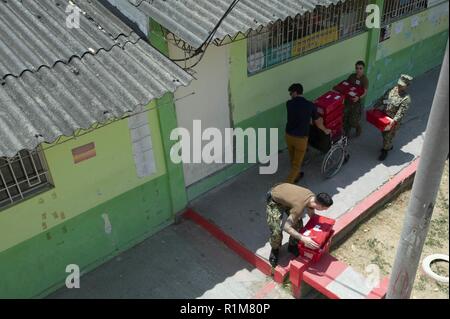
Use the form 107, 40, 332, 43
355, 126, 362, 137
380, 146, 393, 152
379, 149, 388, 161
287, 244, 299, 257
269, 249, 279, 267
343, 153, 350, 164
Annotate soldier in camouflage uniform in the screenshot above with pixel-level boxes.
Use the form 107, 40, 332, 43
266, 183, 333, 267
373, 74, 413, 161
344, 61, 369, 137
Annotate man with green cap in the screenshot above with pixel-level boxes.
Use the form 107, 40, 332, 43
373, 74, 413, 161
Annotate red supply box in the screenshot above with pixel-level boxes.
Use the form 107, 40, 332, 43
325, 114, 343, 130
314, 91, 345, 118
333, 80, 365, 98
298, 215, 335, 262
366, 109, 394, 131
323, 105, 344, 126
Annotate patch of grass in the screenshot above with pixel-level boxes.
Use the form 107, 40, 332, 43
370, 254, 391, 273
437, 282, 449, 294
366, 238, 380, 250
415, 275, 427, 291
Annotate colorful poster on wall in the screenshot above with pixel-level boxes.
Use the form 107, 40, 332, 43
291, 26, 338, 57
265, 42, 292, 68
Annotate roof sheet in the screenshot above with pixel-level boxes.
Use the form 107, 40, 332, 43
0, 0, 193, 157
131, 0, 343, 48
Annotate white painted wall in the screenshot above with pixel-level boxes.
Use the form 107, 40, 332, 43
168, 43, 231, 187
104, 0, 149, 35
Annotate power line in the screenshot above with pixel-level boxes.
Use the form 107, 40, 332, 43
169, 0, 241, 68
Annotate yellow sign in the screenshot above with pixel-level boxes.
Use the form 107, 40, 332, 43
291, 26, 339, 56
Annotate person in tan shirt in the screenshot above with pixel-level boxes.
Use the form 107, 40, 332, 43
266, 183, 333, 267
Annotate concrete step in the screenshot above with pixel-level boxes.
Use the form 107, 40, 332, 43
290, 253, 389, 299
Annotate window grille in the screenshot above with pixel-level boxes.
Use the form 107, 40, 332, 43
247, 0, 370, 75
382, 0, 428, 25
0, 149, 52, 209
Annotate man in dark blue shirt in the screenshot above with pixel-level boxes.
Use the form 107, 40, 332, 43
285, 83, 330, 183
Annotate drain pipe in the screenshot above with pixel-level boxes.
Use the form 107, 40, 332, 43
386, 42, 449, 299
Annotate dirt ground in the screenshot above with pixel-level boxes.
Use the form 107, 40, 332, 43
332, 161, 449, 299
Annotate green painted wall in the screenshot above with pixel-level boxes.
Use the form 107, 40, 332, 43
150, 19, 189, 213
0, 101, 179, 298
0, 174, 173, 298
366, 2, 449, 104
0, 17, 190, 298
229, 32, 369, 125
0, 104, 167, 253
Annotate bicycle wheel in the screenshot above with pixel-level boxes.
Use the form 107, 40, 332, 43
321, 144, 345, 179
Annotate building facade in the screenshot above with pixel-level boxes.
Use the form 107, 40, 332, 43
142, 0, 449, 199
0, 0, 448, 298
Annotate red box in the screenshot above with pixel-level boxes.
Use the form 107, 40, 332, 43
334, 80, 365, 98
323, 105, 344, 126
298, 215, 335, 262
325, 115, 343, 130
366, 109, 393, 131
314, 91, 345, 118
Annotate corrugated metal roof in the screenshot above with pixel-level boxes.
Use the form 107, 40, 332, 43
0, 0, 193, 157
0, 40, 192, 157
130, 0, 344, 49
0, 0, 134, 79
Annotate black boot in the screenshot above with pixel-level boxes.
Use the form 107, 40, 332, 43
269, 249, 279, 267
378, 149, 388, 161
343, 153, 350, 165
288, 243, 299, 257
355, 125, 362, 137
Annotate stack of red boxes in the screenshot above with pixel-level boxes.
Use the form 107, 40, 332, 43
333, 80, 365, 99
298, 215, 335, 262
366, 109, 394, 131
314, 91, 345, 138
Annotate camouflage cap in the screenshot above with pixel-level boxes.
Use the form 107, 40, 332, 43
398, 74, 413, 86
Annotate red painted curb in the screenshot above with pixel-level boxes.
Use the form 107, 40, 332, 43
333, 158, 419, 235
274, 265, 290, 283
183, 209, 273, 276
367, 276, 390, 299
185, 157, 419, 299
302, 253, 348, 299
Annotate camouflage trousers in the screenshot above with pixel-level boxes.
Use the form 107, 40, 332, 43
266, 199, 303, 249
382, 123, 400, 150
343, 101, 362, 133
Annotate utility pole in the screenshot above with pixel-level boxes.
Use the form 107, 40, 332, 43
387, 42, 449, 299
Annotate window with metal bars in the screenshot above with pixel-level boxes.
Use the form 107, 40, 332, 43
0, 150, 53, 210
247, 0, 370, 75
382, 0, 429, 25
